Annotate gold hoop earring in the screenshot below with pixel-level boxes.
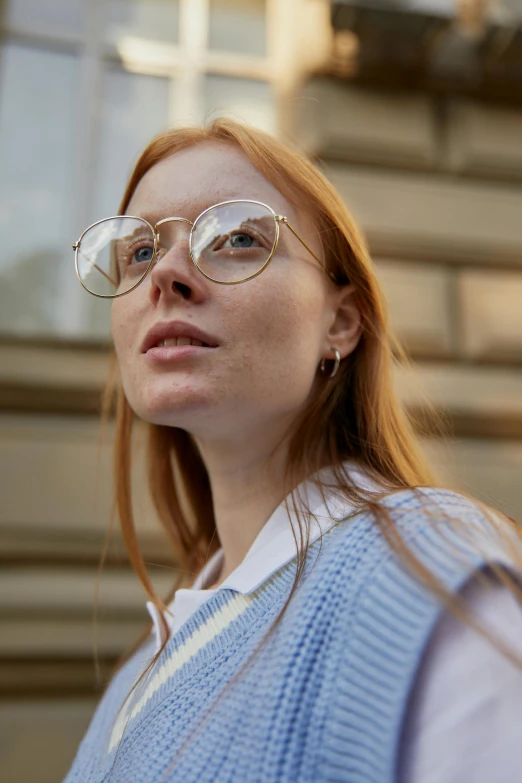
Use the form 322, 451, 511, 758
320, 348, 341, 379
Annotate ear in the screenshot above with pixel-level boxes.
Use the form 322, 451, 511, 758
324, 283, 362, 359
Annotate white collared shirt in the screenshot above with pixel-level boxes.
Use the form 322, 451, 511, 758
146, 467, 522, 782
146, 461, 376, 649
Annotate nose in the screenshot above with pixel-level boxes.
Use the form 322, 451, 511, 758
147, 220, 206, 304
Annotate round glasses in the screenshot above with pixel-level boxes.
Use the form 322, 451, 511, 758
73, 199, 333, 298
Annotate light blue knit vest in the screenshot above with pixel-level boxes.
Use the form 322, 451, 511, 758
63, 487, 510, 783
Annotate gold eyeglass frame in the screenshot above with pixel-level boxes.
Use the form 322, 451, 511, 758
72, 198, 337, 298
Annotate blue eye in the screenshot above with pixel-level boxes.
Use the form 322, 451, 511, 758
132, 246, 154, 264
227, 233, 255, 249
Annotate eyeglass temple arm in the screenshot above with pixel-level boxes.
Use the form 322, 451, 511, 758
276, 216, 338, 284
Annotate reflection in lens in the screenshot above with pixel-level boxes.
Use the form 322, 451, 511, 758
76, 217, 154, 296
192, 202, 276, 283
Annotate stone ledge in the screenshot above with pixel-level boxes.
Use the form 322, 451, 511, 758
0, 661, 112, 697
0, 699, 97, 783
0, 617, 147, 658
457, 269, 522, 361
326, 163, 522, 266
421, 436, 522, 521
396, 361, 522, 420
375, 260, 454, 356
0, 525, 172, 565
295, 78, 437, 168
0, 413, 159, 536
1, 566, 175, 615
0, 341, 111, 390
445, 100, 522, 180
0, 654, 112, 701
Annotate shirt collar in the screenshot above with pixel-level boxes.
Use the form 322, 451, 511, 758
146, 460, 381, 650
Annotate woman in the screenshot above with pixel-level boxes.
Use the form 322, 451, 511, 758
66, 118, 522, 783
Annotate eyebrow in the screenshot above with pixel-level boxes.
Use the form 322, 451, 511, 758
128, 210, 162, 225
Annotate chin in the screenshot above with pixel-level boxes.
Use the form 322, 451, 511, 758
126, 382, 217, 428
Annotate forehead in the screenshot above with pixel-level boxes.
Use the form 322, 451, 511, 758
126, 141, 300, 224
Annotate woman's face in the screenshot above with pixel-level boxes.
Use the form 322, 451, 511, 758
111, 141, 341, 443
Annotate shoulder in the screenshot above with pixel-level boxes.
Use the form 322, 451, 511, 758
307, 482, 522, 615
325, 483, 514, 559
316, 483, 521, 616
315, 486, 522, 782
376, 484, 502, 525
360, 485, 520, 572
399, 570, 522, 783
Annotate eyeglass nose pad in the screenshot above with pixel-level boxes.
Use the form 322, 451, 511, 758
154, 245, 166, 265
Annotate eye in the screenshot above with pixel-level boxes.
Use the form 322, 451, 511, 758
131, 245, 154, 264
223, 232, 258, 249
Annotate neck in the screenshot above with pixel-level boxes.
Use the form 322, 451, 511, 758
192, 422, 299, 583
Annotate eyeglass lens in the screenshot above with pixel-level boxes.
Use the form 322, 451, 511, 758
76, 201, 277, 297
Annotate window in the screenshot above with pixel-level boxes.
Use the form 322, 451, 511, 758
203, 74, 276, 133
93, 68, 171, 222
0, 0, 280, 339
103, 0, 180, 46
209, 0, 266, 56
4, 0, 83, 37
0, 43, 78, 336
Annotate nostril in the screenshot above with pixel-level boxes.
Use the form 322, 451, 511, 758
174, 281, 191, 299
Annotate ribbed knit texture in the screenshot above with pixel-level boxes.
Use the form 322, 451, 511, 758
63, 487, 513, 783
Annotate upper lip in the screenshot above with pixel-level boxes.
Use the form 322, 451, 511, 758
142, 320, 220, 352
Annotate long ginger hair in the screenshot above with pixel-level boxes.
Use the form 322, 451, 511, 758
99, 117, 522, 773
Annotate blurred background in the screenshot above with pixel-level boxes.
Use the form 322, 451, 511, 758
1, 0, 522, 780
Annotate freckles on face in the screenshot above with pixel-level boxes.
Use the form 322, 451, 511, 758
220, 262, 326, 409
110, 141, 331, 433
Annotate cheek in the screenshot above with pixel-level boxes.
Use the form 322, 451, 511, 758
110, 302, 126, 353
110, 300, 139, 370
235, 272, 324, 371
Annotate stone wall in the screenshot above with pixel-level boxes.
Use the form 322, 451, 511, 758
295, 76, 522, 517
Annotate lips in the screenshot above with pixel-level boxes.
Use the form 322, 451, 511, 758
141, 321, 219, 353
